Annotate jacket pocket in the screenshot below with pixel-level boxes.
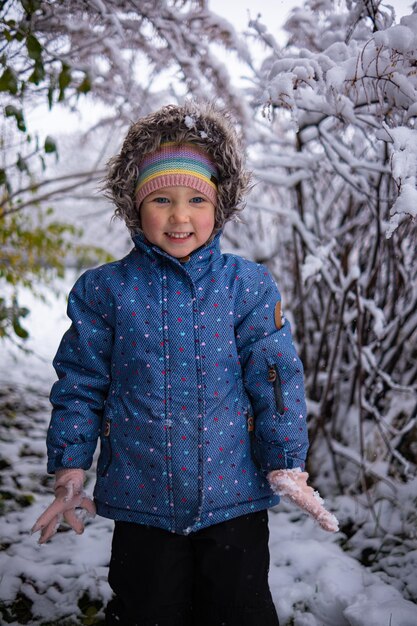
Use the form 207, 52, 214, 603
100, 418, 113, 477
267, 365, 285, 415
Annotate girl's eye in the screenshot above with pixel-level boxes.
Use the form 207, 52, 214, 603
190, 196, 205, 204
153, 197, 169, 204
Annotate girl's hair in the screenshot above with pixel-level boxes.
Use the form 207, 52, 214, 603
103, 100, 251, 235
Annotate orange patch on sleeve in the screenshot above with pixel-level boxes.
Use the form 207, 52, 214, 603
274, 301, 282, 329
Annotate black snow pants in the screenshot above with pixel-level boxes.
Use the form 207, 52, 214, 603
105, 510, 280, 626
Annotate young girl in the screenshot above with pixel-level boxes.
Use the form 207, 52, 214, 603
32, 101, 338, 626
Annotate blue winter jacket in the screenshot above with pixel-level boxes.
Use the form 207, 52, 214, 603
47, 232, 308, 534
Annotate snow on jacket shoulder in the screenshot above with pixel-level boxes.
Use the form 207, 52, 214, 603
47, 232, 308, 534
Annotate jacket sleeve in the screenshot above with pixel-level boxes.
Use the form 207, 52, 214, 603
236, 264, 308, 473
46, 269, 113, 473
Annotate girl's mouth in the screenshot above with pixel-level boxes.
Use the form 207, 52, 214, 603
165, 232, 193, 240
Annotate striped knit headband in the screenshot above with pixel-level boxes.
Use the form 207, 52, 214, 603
135, 142, 218, 206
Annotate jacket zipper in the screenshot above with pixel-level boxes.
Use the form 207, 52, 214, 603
100, 418, 112, 477
267, 365, 285, 415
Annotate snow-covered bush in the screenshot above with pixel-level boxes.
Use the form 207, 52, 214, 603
246, 1, 417, 504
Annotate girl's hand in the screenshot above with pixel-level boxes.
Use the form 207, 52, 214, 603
268, 469, 339, 532
31, 469, 96, 544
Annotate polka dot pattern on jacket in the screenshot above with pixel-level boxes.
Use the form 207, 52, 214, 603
47, 232, 308, 534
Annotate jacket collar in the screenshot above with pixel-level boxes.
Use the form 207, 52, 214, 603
132, 231, 223, 270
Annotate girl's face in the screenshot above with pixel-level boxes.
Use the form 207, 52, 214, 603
140, 186, 216, 258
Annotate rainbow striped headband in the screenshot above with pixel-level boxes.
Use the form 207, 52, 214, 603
135, 142, 218, 206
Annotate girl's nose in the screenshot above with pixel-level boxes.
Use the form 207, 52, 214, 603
169, 203, 190, 222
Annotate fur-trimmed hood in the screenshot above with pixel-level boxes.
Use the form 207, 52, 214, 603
104, 101, 251, 235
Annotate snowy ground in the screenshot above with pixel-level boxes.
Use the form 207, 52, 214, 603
1, 281, 416, 625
